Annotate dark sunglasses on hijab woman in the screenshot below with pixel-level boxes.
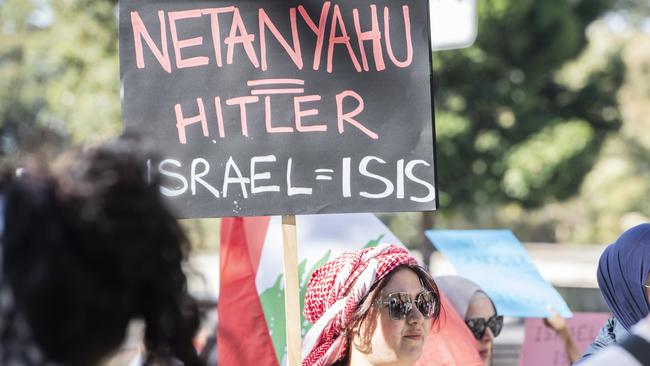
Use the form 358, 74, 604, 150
435, 275, 502, 339
466, 314, 504, 339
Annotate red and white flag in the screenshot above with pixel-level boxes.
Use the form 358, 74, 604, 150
218, 214, 482, 366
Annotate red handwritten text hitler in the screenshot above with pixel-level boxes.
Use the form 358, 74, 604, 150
174, 79, 377, 144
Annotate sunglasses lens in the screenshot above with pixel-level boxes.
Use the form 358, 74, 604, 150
488, 316, 504, 337
415, 291, 436, 318
466, 319, 487, 340
467, 315, 503, 339
388, 293, 412, 320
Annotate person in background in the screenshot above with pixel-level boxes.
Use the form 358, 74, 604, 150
435, 276, 503, 366
301, 244, 441, 366
578, 314, 650, 366
0, 137, 203, 366
574, 223, 650, 364
544, 307, 581, 364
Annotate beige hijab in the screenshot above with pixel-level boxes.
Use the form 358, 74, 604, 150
435, 275, 487, 318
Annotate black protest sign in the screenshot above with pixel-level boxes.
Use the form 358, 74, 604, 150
120, 0, 437, 218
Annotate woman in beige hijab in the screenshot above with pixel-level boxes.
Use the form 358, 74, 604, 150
435, 276, 503, 366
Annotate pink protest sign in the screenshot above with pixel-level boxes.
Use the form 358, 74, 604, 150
519, 312, 611, 366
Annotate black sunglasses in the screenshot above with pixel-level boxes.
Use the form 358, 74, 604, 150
465, 315, 503, 339
373, 291, 438, 320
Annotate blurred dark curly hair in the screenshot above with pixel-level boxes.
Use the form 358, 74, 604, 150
2, 136, 203, 366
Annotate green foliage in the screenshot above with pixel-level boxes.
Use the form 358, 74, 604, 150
564, 31, 650, 243
433, 0, 625, 213
611, 0, 650, 26
0, 0, 120, 160
503, 120, 594, 203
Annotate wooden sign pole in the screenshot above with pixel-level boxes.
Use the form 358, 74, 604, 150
282, 214, 301, 366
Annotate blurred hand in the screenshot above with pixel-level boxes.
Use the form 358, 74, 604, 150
544, 306, 568, 334
544, 306, 581, 363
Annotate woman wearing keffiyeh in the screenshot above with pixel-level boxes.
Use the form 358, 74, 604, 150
301, 243, 441, 366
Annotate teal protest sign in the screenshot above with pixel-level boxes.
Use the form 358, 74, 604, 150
426, 229, 572, 318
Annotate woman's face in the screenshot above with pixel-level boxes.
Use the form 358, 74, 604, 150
465, 293, 497, 366
351, 268, 432, 366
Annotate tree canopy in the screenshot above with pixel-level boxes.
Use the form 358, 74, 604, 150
0, 0, 120, 161
434, 0, 624, 210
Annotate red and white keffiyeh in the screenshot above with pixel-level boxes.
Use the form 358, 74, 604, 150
302, 243, 418, 366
